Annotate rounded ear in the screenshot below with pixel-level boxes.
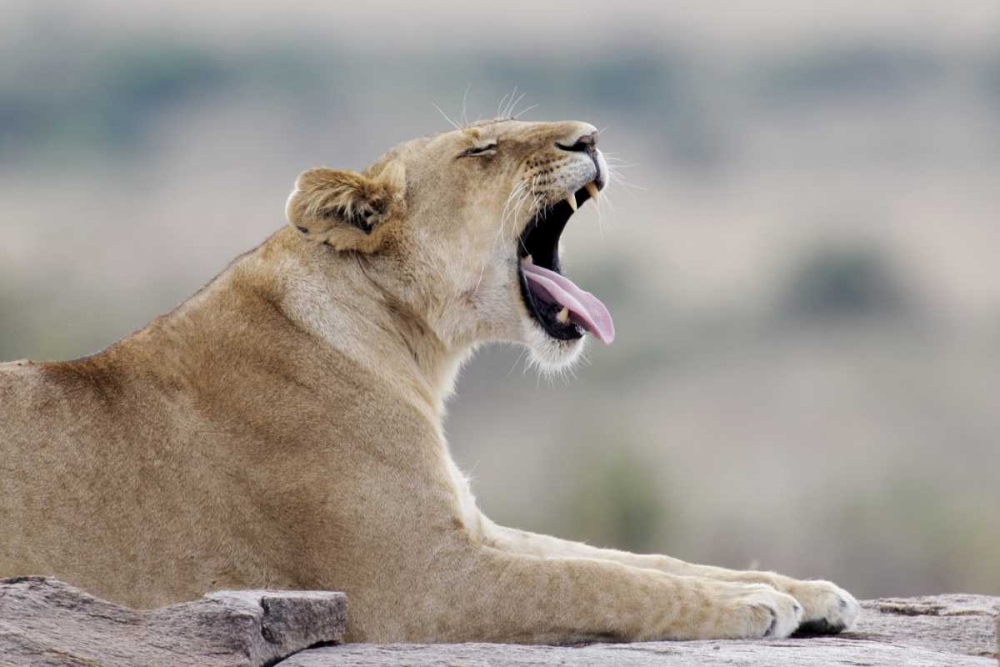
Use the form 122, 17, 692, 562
285, 161, 406, 252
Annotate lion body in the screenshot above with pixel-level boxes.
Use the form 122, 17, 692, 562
0, 237, 474, 640
0, 121, 859, 642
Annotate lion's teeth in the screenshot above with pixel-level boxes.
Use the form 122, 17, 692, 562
565, 195, 578, 212
585, 182, 600, 204
522, 255, 533, 265
556, 307, 570, 324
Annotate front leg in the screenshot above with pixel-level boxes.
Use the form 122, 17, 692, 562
394, 543, 804, 643
482, 519, 860, 635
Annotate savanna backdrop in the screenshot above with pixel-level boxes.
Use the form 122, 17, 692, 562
2, 0, 999, 598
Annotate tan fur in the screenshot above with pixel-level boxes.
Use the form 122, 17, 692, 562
0, 120, 859, 643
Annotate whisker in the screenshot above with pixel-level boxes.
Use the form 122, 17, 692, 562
496, 92, 510, 120
607, 163, 645, 191
432, 102, 462, 131
508, 348, 529, 376
506, 92, 527, 119
497, 182, 529, 247
511, 179, 539, 258
609, 176, 645, 191
460, 84, 473, 127
598, 190, 619, 237
475, 179, 529, 295
504, 86, 519, 118
513, 104, 539, 120
512, 181, 537, 256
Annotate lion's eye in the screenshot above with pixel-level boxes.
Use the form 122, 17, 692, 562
460, 142, 498, 158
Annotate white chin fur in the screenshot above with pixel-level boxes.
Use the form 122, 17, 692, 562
525, 324, 586, 372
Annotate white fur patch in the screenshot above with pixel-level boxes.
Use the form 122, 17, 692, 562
445, 455, 485, 540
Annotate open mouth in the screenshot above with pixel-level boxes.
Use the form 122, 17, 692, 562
516, 183, 615, 345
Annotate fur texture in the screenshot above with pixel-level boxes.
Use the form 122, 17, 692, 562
0, 119, 859, 642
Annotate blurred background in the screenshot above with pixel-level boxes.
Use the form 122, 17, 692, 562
2, 0, 999, 598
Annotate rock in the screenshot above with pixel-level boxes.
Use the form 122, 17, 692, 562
1, 577, 995, 667
858, 594, 998, 657
0, 576, 346, 667
277, 594, 1000, 667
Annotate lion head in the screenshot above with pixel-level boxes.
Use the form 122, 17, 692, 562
285, 119, 613, 371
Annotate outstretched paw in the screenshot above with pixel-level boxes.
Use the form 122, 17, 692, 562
787, 580, 860, 636
715, 583, 803, 639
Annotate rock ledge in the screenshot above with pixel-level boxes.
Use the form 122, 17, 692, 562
1, 577, 996, 666
0, 576, 346, 667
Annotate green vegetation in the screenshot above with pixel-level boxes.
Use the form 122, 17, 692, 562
562, 446, 670, 554
780, 245, 913, 321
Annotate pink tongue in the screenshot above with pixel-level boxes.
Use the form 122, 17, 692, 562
521, 262, 615, 345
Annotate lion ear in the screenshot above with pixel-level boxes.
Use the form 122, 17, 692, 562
285, 162, 406, 252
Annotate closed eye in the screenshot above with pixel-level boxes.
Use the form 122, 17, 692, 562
460, 142, 498, 158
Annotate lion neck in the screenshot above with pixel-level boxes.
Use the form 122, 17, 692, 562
259, 228, 473, 419
124, 228, 471, 425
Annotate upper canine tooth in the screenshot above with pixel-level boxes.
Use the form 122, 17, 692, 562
585, 182, 600, 204
556, 307, 570, 324
522, 255, 533, 265
565, 195, 578, 212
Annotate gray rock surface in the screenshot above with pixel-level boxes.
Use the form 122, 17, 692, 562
0, 577, 995, 666
0, 576, 346, 667
279, 595, 1000, 667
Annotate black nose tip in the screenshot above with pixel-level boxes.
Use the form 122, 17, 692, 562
556, 131, 598, 153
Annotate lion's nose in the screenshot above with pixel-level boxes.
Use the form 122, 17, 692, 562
556, 130, 599, 154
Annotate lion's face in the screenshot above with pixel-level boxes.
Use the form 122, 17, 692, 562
286, 120, 613, 371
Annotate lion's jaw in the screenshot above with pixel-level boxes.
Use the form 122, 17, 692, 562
287, 119, 614, 375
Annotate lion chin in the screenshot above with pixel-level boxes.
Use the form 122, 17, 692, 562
0, 119, 858, 645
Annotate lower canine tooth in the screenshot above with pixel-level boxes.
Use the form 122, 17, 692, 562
565, 195, 578, 212
556, 307, 570, 324
585, 182, 600, 203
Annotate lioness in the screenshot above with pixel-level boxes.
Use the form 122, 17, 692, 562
0, 119, 859, 643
